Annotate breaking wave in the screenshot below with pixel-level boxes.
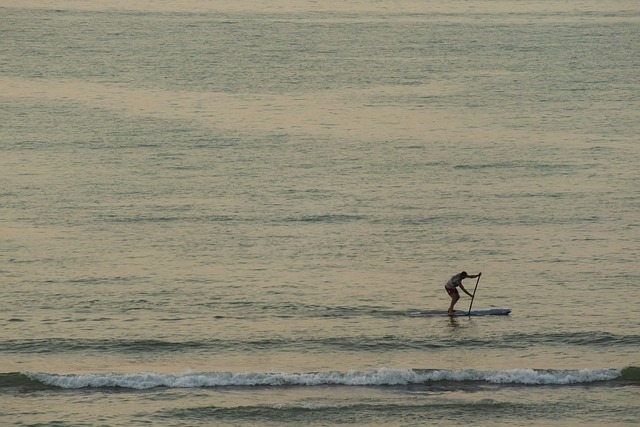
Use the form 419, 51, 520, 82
2, 367, 636, 391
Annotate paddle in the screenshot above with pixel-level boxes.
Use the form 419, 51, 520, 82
467, 273, 482, 316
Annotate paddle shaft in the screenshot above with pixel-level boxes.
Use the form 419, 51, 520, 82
467, 275, 482, 316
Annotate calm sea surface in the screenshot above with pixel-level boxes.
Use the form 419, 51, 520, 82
1, 1, 639, 425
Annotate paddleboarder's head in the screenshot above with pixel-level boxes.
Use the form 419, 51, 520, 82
460, 271, 468, 278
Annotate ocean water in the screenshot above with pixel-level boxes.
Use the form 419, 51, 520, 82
1, 1, 639, 425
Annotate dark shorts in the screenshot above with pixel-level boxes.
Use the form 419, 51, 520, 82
445, 286, 459, 297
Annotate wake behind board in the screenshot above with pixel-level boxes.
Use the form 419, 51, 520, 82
408, 308, 511, 317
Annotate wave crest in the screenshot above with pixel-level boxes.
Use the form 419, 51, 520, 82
16, 367, 631, 390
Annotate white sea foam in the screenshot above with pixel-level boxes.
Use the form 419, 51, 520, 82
27, 368, 621, 389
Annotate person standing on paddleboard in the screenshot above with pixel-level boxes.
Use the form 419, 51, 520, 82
444, 271, 481, 314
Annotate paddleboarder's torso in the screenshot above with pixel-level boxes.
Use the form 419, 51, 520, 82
444, 273, 465, 289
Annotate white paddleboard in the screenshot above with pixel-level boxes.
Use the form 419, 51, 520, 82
409, 308, 511, 317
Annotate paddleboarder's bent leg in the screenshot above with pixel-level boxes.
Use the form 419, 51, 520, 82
445, 286, 460, 314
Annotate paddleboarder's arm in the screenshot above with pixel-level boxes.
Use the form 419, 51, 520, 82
466, 272, 481, 279
459, 284, 474, 297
